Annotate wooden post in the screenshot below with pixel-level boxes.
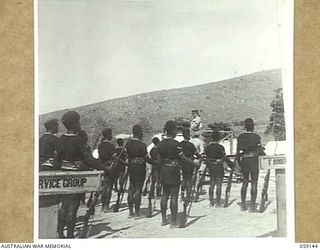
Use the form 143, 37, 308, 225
39, 196, 59, 238
275, 168, 286, 237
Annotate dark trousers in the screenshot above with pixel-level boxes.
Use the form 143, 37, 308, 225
58, 194, 81, 238
127, 179, 144, 215
160, 184, 180, 224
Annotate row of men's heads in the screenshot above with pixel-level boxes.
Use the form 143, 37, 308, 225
44, 111, 81, 134
43, 110, 255, 139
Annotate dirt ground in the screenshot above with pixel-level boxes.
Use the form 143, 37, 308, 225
74, 169, 278, 238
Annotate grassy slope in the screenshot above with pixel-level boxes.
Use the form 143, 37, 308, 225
39, 69, 282, 145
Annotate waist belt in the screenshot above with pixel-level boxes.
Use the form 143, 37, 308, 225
61, 160, 82, 171
207, 158, 223, 164
161, 159, 179, 167
129, 157, 145, 165
242, 152, 257, 158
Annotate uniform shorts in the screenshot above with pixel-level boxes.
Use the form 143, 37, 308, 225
160, 164, 181, 186
207, 162, 224, 178
128, 160, 146, 183
240, 156, 259, 174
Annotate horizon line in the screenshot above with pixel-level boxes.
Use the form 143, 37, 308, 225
39, 68, 281, 116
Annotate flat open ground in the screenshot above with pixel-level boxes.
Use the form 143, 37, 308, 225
74, 169, 278, 238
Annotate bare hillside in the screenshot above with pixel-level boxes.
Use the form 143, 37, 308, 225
39, 69, 282, 144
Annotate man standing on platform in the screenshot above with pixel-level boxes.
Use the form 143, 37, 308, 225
190, 110, 202, 132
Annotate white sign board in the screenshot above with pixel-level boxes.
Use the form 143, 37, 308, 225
39, 170, 104, 196
259, 154, 286, 170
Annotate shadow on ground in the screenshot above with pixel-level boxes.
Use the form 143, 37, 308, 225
75, 221, 132, 238
161, 212, 207, 228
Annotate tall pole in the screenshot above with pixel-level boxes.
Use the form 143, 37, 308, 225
276, 168, 286, 236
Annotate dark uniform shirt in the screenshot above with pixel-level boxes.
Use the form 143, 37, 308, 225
157, 138, 182, 160
157, 138, 183, 186
126, 138, 148, 159
125, 138, 148, 182
205, 142, 226, 159
55, 134, 87, 162
237, 132, 262, 173
54, 133, 91, 211
180, 140, 197, 158
55, 132, 105, 172
39, 133, 58, 160
237, 132, 262, 154
98, 139, 115, 162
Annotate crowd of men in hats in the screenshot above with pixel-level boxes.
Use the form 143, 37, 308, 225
39, 109, 265, 238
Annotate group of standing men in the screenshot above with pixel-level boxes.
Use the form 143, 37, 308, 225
39, 109, 264, 238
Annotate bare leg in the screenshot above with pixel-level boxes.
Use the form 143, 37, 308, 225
160, 185, 170, 225
127, 181, 134, 217
170, 186, 180, 227
215, 177, 223, 207
134, 182, 144, 216
209, 175, 216, 206
241, 172, 250, 211
250, 171, 259, 212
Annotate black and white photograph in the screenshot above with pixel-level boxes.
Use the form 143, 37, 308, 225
37, 0, 292, 241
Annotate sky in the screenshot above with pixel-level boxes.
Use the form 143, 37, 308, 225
38, 0, 284, 114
